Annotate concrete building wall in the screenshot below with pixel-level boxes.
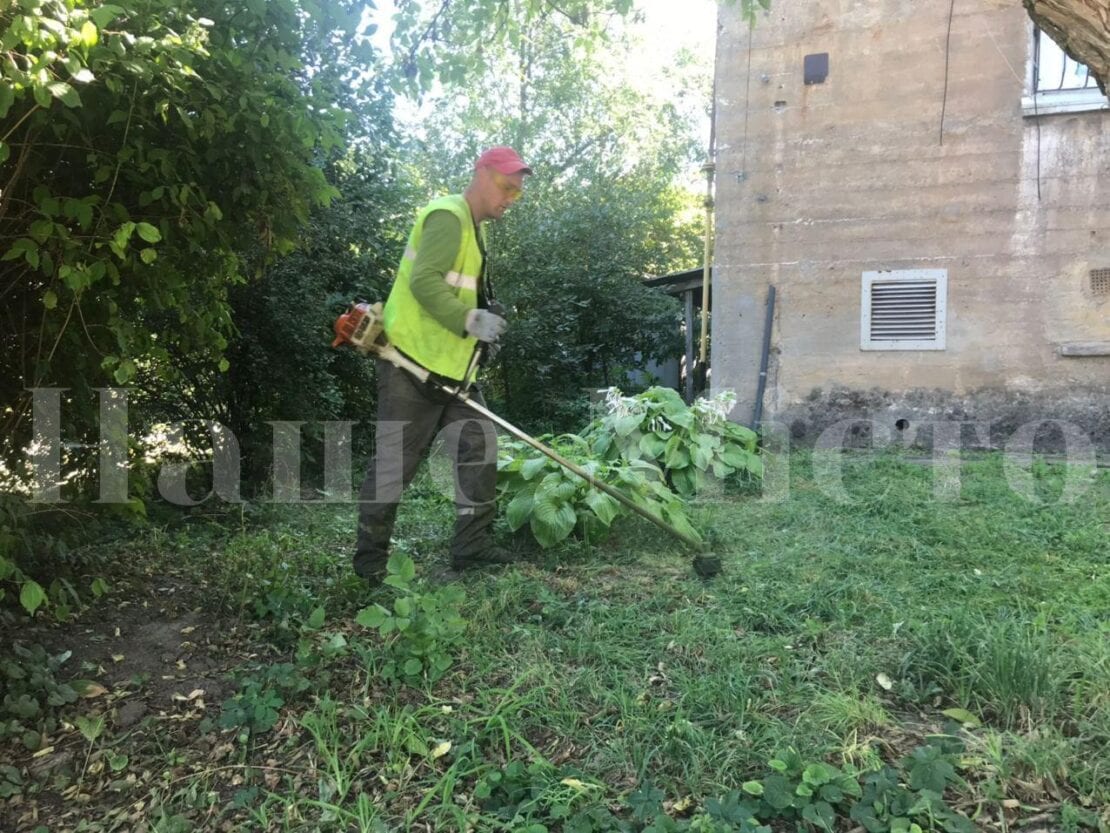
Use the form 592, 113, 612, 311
712, 0, 1110, 448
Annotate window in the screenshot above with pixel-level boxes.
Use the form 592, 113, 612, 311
860, 270, 947, 351
1023, 28, 1108, 116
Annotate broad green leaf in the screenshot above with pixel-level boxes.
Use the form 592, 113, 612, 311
386, 552, 416, 582
538, 471, 575, 502
505, 490, 534, 531
667, 409, 695, 429
530, 498, 576, 547
941, 708, 981, 727
113, 360, 135, 384
136, 222, 161, 243
140, 248, 157, 264
669, 465, 697, 498
355, 605, 387, 629
802, 763, 834, 786
761, 774, 794, 810
306, 606, 325, 629
0, 86, 13, 119
663, 436, 690, 469
584, 489, 618, 526
20, 581, 47, 615
74, 201, 93, 228
638, 432, 667, 460
613, 413, 642, 437
90, 5, 125, 28
652, 387, 686, 413
47, 82, 81, 108
33, 83, 52, 108
692, 444, 712, 471
801, 801, 836, 832
75, 714, 105, 743
79, 20, 99, 47
521, 456, 548, 480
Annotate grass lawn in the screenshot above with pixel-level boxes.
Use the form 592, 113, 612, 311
2, 451, 1107, 832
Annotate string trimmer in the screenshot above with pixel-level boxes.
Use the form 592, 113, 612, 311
332, 301, 722, 577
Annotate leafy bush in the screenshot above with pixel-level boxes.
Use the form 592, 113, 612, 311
497, 435, 701, 549
218, 662, 313, 738
0, 643, 79, 751
585, 387, 762, 498
355, 554, 467, 685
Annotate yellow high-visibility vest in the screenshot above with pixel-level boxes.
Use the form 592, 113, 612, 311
383, 195, 485, 381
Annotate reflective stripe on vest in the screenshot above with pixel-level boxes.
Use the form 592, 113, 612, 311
382, 195, 485, 381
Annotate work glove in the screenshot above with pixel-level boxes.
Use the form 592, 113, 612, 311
464, 308, 507, 343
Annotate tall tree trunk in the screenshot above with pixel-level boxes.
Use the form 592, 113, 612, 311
1024, 0, 1110, 95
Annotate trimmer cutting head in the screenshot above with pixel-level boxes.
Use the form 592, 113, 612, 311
692, 552, 723, 578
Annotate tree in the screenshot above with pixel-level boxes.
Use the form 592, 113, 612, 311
387, 0, 771, 95
205, 142, 416, 488
0, 0, 369, 485
1024, 0, 1109, 94
398, 10, 706, 429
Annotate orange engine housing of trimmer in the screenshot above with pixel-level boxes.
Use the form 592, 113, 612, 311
332, 302, 384, 352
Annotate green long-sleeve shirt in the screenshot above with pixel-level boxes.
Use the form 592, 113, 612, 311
409, 209, 483, 337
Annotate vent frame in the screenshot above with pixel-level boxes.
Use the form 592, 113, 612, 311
1091, 268, 1110, 297
860, 269, 948, 351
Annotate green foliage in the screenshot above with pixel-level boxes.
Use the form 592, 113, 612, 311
166, 143, 413, 485
388, 0, 638, 96
454, 745, 974, 833
218, 662, 312, 738
0, 0, 368, 480
0, 643, 78, 751
386, 0, 772, 96
496, 435, 701, 549
585, 388, 761, 498
472, 760, 620, 832
401, 7, 704, 431
721, 0, 773, 28
690, 748, 974, 833
354, 554, 467, 686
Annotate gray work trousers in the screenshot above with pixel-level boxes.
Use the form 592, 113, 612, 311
354, 359, 498, 577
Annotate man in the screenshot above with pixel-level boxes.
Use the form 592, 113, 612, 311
354, 146, 532, 585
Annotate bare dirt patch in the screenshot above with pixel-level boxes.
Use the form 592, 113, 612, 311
0, 572, 247, 832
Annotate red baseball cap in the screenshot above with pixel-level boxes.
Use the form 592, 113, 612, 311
475, 146, 532, 175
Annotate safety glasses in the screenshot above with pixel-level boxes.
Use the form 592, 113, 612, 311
491, 170, 523, 202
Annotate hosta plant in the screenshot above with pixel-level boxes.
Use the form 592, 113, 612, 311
585, 387, 762, 498
497, 435, 701, 549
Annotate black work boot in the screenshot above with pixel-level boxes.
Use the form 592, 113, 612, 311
451, 545, 517, 572
354, 547, 389, 588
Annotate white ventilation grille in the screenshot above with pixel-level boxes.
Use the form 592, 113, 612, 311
861, 270, 947, 351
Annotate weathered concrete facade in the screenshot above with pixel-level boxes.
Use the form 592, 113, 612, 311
712, 0, 1110, 450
